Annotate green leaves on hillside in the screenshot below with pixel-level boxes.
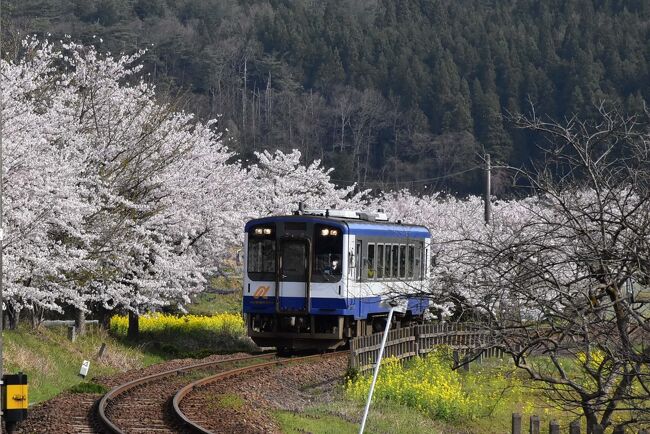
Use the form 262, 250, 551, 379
6, 0, 648, 193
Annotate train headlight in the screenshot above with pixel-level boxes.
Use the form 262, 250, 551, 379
320, 228, 339, 236
254, 228, 264, 235
263, 228, 272, 235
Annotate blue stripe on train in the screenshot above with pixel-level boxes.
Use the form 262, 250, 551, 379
243, 295, 430, 319
346, 222, 430, 239
244, 216, 431, 239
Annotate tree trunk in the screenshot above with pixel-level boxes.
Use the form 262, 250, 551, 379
30, 309, 38, 329
583, 407, 599, 434
96, 308, 112, 330
127, 310, 140, 340
5, 305, 20, 330
29, 305, 43, 329
75, 308, 86, 336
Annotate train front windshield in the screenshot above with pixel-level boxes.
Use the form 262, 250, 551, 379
247, 222, 343, 283
247, 225, 276, 281
312, 223, 343, 282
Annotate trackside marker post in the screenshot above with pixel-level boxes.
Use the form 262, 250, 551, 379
79, 361, 90, 379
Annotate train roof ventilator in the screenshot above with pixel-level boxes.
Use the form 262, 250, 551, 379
295, 202, 389, 222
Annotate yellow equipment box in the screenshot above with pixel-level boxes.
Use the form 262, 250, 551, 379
3, 372, 28, 433
5, 384, 28, 410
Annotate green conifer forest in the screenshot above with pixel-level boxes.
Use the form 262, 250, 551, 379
7, 0, 649, 193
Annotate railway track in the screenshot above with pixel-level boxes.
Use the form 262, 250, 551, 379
171, 352, 346, 433
96, 351, 346, 434
96, 353, 278, 434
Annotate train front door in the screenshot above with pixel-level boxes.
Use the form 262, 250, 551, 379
276, 238, 310, 313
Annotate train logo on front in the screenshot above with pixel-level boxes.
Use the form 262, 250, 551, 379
253, 285, 271, 299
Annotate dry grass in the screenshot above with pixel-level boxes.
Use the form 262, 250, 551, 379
95, 346, 145, 371
4, 325, 166, 403
5, 338, 55, 376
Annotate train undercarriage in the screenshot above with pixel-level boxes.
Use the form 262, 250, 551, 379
247, 312, 421, 351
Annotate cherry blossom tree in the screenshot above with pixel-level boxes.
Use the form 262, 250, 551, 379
2, 38, 370, 332
249, 149, 364, 216
1, 39, 254, 330
460, 108, 650, 431
1, 38, 96, 327
372, 106, 650, 430
54, 40, 254, 332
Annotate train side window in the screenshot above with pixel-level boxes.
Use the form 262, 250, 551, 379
383, 244, 388, 277
377, 244, 384, 279
356, 241, 362, 281
407, 245, 415, 279
391, 245, 399, 278
384, 244, 390, 278
399, 245, 406, 277
367, 244, 375, 279
422, 247, 428, 278
414, 242, 422, 280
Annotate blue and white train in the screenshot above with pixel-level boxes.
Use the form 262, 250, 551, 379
242, 207, 432, 351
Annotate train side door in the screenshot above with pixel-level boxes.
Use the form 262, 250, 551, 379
276, 238, 311, 313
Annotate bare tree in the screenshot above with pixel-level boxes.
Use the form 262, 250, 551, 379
349, 89, 388, 187
452, 106, 650, 432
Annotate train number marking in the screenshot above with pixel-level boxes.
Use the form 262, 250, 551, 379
253, 285, 271, 299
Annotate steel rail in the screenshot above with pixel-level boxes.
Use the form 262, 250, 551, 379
97, 352, 277, 434
172, 351, 346, 434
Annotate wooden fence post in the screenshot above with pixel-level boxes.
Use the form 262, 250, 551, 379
97, 342, 107, 359
592, 424, 604, 434
348, 321, 517, 373
511, 413, 521, 434
549, 420, 560, 434
569, 420, 581, 434
613, 426, 625, 434
349, 337, 357, 370
529, 415, 540, 434
414, 325, 420, 357
67, 325, 76, 342
452, 349, 469, 371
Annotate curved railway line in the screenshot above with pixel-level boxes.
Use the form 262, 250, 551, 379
172, 352, 345, 433
97, 353, 278, 433
96, 351, 347, 434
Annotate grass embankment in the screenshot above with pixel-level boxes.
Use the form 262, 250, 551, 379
4, 325, 164, 404
187, 290, 242, 316
4, 289, 250, 404
274, 350, 583, 434
187, 275, 243, 316
274, 401, 457, 434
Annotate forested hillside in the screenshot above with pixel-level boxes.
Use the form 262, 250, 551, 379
6, 0, 649, 193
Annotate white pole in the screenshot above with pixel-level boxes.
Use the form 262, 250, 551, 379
359, 307, 395, 434
484, 153, 491, 225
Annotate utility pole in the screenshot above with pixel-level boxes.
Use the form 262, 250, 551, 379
1, 0, 5, 430
484, 153, 491, 225
242, 57, 246, 150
